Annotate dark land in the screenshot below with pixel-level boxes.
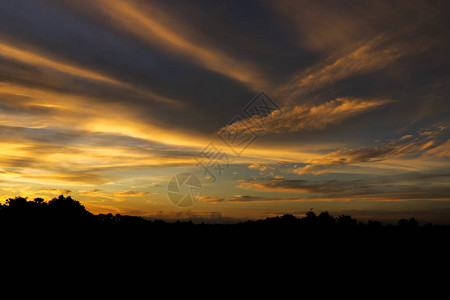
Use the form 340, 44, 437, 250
2, 195, 449, 240
2, 195, 450, 271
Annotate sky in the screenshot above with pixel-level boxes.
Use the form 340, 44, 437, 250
0, 0, 449, 223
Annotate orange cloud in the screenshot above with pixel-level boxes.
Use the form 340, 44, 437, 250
237, 175, 450, 202
38, 188, 72, 194
282, 36, 416, 99
113, 191, 151, 197
0, 40, 183, 106
0, 41, 120, 85
0, 81, 210, 189
221, 97, 391, 135
426, 139, 450, 158
294, 125, 447, 175
0, 82, 206, 147
271, 0, 439, 102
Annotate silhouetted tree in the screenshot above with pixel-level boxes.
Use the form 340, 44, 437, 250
6, 196, 28, 209
115, 214, 121, 222
1, 193, 449, 243
305, 210, 316, 219
317, 211, 336, 227
48, 195, 90, 216
280, 214, 298, 224
367, 220, 384, 231
33, 197, 45, 205
337, 215, 358, 228
398, 218, 419, 229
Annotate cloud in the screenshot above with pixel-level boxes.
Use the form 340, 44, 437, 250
72, 0, 268, 90
426, 139, 450, 158
270, 0, 450, 104
231, 195, 264, 202
0, 41, 119, 85
0, 79, 213, 188
198, 196, 225, 203
238, 174, 450, 201
38, 188, 72, 194
221, 97, 391, 136
31, 172, 112, 185
113, 191, 151, 197
201, 194, 266, 203
79, 189, 101, 195
238, 177, 348, 194
0, 39, 183, 108
294, 125, 447, 175
400, 135, 414, 141
271, 0, 443, 53
0, 80, 211, 147
248, 163, 276, 176
281, 35, 423, 100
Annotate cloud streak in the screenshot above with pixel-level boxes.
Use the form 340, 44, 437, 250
82, 0, 268, 90
221, 97, 391, 135
238, 174, 450, 201
281, 35, 426, 101
0, 41, 119, 85
294, 125, 448, 175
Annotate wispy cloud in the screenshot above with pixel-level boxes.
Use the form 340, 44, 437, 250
0, 41, 119, 84
38, 188, 72, 195
221, 97, 391, 135
238, 176, 354, 194
0, 81, 208, 146
113, 190, 151, 197
426, 139, 450, 158
271, 0, 431, 53
0, 39, 183, 107
81, 0, 268, 90
200, 194, 264, 203
271, 0, 447, 104
281, 35, 424, 100
294, 125, 448, 175
79, 189, 101, 195
238, 174, 450, 201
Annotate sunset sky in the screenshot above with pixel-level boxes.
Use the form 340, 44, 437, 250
1, 0, 449, 223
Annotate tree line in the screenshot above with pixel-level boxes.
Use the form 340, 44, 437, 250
1, 195, 447, 233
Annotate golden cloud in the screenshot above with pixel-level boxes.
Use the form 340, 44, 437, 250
113, 191, 151, 197
221, 97, 391, 136
294, 125, 448, 175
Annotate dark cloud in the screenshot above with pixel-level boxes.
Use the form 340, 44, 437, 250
239, 177, 359, 194
239, 170, 450, 201
200, 195, 264, 203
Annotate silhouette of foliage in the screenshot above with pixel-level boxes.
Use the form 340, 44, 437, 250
1, 194, 449, 245
0, 195, 94, 228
